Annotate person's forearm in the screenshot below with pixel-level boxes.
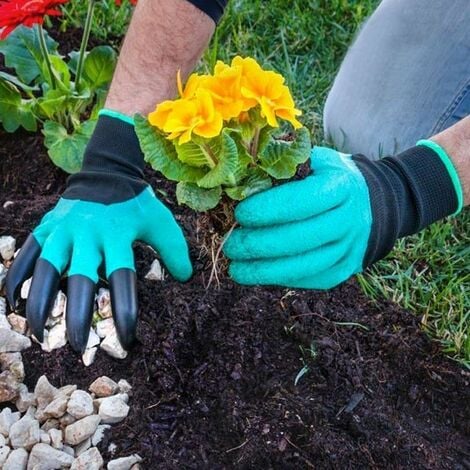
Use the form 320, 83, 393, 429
105, 0, 216, 116
431, 116, 470, 205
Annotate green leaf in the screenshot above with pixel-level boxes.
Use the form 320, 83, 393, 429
67, 51, 81, 74
174, 140, 216, 168
49, 55, 71, 90
135, 115, 206, 183
82, 46, 117, 90
259, 127, 311, 179
0, 78, 37, 132
43, 119, 97, 174
0, 25, 58, 84
176, 182, 222, 211
225, 168, 272, 201
196, 132, 240, 188
35, 89, 69, 119
0, 71, 39, 92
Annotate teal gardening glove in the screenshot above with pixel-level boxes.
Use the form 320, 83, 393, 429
6, 110, 192, 352
224, 143, 463, 289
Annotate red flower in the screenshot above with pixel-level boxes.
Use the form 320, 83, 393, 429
0, 0, 68, 39
115, 0, 137, 6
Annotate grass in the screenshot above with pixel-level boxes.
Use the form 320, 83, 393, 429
63, 0, 469, 366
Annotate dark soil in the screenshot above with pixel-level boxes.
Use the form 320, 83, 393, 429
1, 127, 470, 470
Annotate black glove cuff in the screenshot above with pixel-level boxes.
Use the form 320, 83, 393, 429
63, 115, 147, 205
353, 145, 459, 268
186, 0, 228, 23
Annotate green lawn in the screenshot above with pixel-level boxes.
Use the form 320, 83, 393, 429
67, 0, 469, 366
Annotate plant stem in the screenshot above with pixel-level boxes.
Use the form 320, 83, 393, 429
75, 0, 96, 90
37, 24, 56, 89
250, 127, 261, 158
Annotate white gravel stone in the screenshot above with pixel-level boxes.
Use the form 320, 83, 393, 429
0, 434, 5, 446
0, 351, 23, 370
71, 446, 103, 470
48, 428, 63, 450
107, 453, 143, 470
2, 201, 14, 210
59, 413, 76, 427
0, 313, 11, 330
0, 265, 7, 290
40, 418, 59, 432
0, 328, 31, 353
20, 278, 31, 300
7, 313, 27, 335
0, 408, 20, 437
0, 446, 11, 466
43, 393, 68, 418
118, 379, 132, 395
0, 370, 21, 402
58, 385, 77, 399
45, 320, 66, 351
16, 383, 36, 412
64, 415, 101, 446
0, 297, 6, 316
9, 414, 40, 450
97, 288, 112, 319
145, 259, 164, 281
96, 318, 115, 338
67, 390, 94, 419
108, 442, 117, 455
3, 447, 28, 470
82, 347, 98, 367
40, 430, 51, 445
34, 375, 58, 409
0, 236, 15, 261
91, 424, 111, 447
62, 445, 75, 456
89, 376, 119, 397
86, 328, 100, 349
74, 437, 91, 456
27, 443, 74, 469
98, 395, 129, 424
100, 331, 127, 359
51, 291, 66, 318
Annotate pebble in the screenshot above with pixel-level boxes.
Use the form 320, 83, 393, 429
0, 297, 6, 316
67, 390, 94, 419
118, 379, 132, 395
75, 436, 91, 456
86, 328, 101, 349
100, 331, 127, 359
91, 424, 110, 446
34, 375, 58, 409
7, 314, 28, 335
82, 347, 98, 367
89, 376, 119, 397
3, 447, 28, 470
0, 328, 31, 353
107, 453, 143, 470
0, 371, 21, 402
51, 291, 66, 318
98, 395, 129, 424
64, 415, 101, 446
9, 414, 40, 450
62, 445, 74, 457
97, 288, 112, 319
28, 443, 75, 469
145, 259, 164, 280
16, 384, 36, 412
0, 313, 11, 330
48, 428, 63, 450
58, 384, 77, 398
0, 236, 16, 261
71, 446, 103, 470
0, 446, 11, 467
46, 320, 67, 350
40, 418, 59, 432
43, 393, 68, 418
39, 430, 50, 445
96, 318, 115, 338
2, 201, 14, 210
0, 265, 7, 290
20, 278, 31, 300
59, 413, 76, 427
0, 408, 21, 437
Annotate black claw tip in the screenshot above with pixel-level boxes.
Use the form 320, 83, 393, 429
66, 275, 96, 354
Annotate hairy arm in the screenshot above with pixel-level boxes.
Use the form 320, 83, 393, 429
432, 116, 470, 205
105, 0, 217, 116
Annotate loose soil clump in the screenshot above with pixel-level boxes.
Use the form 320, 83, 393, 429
1, 128, 469, 469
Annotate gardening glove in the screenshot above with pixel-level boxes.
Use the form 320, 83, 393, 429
224, 142, 463, 289
5, 110, 193, 353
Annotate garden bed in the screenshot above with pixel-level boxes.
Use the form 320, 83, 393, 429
1, 129, 469, 468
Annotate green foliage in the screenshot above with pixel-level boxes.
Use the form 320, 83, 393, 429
136, 115, 311, 212
0, 25, 116, 173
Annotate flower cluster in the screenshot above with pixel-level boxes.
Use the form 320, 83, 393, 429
0, 0, 67, 39
149, 56, 302, 145
115, 0, 137, 5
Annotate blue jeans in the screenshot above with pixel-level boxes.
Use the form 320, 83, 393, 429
323, 0, 470, 159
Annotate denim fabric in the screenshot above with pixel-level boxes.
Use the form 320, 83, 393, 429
323, 0, 470, 159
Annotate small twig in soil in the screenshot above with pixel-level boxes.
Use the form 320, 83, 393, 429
225, 439, 250, 454
205, 222, 237, 289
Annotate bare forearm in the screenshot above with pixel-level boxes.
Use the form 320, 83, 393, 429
432, 116, 470, 205
105, 0, 215, 116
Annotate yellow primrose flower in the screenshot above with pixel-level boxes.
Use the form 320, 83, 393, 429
148, 100, 175, 130
162, 89, 223, 145
232, 56, 303, 129
177, 70, 209, 99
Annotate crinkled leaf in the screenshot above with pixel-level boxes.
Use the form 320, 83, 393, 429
0, 25, 58, 84
225, 168, 272, 201
0, 78, 37, 132
175, 139, 217, 168
82, 46, 117, 90
196, 131, 239, 188
135, 114, 206, 183
43, 119, 97, 174
176, 182, 222, 211
259, 127, 311, 179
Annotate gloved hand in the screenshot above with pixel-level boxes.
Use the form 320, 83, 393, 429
224, 142, 463, 289
6, 111, 192, 352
